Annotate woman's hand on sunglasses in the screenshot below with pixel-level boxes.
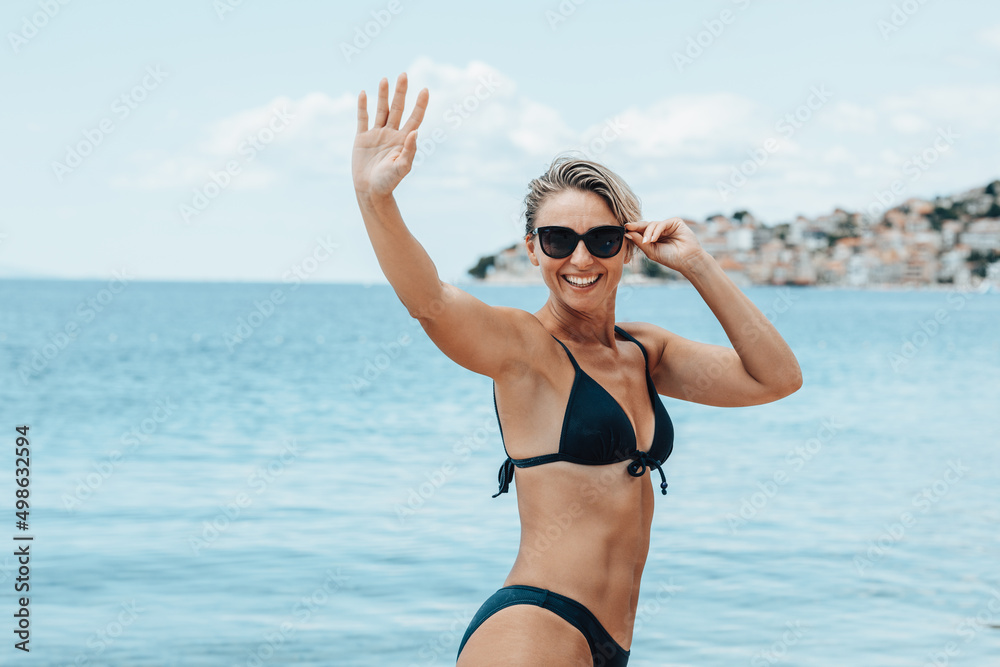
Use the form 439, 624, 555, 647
625, 218, 706, 273
353, 72, 429, 199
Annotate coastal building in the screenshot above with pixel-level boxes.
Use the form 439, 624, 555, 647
468, 180, 1000, 289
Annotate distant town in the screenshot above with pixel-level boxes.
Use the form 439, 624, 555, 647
469, 180, 1000, 288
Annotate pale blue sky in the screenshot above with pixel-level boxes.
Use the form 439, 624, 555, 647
2, 0, 998, 283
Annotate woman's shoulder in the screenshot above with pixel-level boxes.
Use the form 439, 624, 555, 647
615, 321, 674, 367
495, 307, 556, 346
490, 308, 571, 380
615, 320, 671, 341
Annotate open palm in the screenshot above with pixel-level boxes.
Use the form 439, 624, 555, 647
352, 73, 429, 197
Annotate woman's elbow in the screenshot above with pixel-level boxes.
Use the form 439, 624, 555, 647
777, 365, 803, 398
755, 365, 802, 404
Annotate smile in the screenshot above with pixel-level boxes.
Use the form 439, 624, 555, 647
562, 274, 600, 288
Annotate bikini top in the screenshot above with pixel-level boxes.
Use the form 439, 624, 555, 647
492, 325, 674, 498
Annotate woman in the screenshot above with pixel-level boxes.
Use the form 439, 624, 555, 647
352, 73, 802, 666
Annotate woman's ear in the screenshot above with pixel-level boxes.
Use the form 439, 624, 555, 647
624, 238, 636, 264
526, 236, 540, 266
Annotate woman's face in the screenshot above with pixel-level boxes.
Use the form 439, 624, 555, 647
526, 189, 632, 307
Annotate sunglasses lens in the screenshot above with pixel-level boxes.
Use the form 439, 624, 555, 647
539, 228, 576, 258
586, 227, 624, 258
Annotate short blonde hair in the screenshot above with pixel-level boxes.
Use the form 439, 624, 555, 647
523, 154, 641, 262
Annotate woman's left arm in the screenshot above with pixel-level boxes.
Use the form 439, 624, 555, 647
625, 218, 802, 407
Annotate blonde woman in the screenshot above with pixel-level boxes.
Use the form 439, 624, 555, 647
352, 73, 801, 666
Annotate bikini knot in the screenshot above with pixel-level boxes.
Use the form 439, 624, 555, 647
492, 457, 516, 498
627, 451, 668, 495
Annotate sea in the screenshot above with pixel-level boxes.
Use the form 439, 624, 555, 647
0, 279, 998, 666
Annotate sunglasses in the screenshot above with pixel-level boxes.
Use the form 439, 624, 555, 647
529, 225, 625, 259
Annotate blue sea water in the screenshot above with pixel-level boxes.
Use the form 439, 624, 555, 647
0, 279, 998, 666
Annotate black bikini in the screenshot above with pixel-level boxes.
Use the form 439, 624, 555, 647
493, 325, 673, 498
457, 325, 674, 667
457, 585, 632, 666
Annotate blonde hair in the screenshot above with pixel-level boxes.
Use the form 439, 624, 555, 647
523, 154, 641, 262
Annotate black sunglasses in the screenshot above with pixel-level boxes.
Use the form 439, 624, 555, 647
529, 225, 625, 259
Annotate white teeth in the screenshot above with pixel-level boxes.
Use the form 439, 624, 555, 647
564, 275, 599, 287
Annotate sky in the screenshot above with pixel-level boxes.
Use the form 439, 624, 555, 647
1, 0, 998, 284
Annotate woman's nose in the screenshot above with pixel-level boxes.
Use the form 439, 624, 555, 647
570, 239, 594, 265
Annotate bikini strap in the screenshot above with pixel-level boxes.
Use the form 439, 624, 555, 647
549, 334, 581, 371
492, 383, 506, 446
614, 325, 649, 365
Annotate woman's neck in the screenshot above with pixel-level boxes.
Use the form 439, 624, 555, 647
536, 297, 618, 347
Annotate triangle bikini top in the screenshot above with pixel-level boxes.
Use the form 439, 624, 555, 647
492, 325, 674, 497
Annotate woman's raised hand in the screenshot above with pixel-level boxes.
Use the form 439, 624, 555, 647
352, 73, 429, 198
625, 218, 707, 273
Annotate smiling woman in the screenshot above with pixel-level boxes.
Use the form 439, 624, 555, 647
352, 72, 802, 666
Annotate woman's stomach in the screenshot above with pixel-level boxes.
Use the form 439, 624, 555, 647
502, 459, 657, 647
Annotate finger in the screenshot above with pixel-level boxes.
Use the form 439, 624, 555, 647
662, 218, 684, 240
643, 222, 662, 243
654, 220, 674, 241
356, 90, 368, 134
374, 77, 390, 127
401, 87, 429, 134
386, 72, 408, 129
398, 129, 418, 171
626, 231, 647, 247
626, 232, 651, 260
625, 220, 648, 233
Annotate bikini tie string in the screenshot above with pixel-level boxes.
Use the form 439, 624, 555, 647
627, 451, 668, 495
493, 457, 516, 498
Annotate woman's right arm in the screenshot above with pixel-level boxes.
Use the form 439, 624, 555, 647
353, 74, 543, 381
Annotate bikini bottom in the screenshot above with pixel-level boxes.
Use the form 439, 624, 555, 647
456, 584, 630, 666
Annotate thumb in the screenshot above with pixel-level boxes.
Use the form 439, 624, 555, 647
398, 130, 418, 169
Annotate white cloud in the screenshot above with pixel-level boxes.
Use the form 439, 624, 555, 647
507, 101, 573, 157
853, 165, 879, 179
943, 53, 982, 69
978, 23, 1000, 50
879, 84, 1000, 131
878, 148, 902, 165
112, 94, 336, 190
889, 113, 932, 134
783, 169, 836, 186
109, 59, 1000, 239
821, 146, 854, 164
820, 102, 878, 134
617, 94, 760, 159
